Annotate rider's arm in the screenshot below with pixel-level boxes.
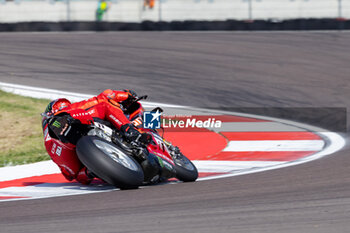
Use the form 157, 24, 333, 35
97, 89, 129, 105
70, 89, 131, 110
68, 96, 99, 110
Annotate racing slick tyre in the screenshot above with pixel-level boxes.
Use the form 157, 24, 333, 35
173, 154, 198, 182
76, 136, 144, 189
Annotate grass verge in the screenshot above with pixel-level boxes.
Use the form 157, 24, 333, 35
0, 90, 50, 167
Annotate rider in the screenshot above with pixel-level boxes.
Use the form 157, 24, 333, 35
42, 89, 150, 185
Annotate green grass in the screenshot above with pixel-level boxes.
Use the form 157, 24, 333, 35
0, 90, 51, 167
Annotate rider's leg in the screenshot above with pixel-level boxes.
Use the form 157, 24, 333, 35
90, 102, 149, 144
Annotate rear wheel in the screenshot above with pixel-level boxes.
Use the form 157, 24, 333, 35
76, 136, 144, 189
173, 154, 198, 182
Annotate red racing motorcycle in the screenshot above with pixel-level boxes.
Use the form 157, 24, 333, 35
43, 96, 198, 189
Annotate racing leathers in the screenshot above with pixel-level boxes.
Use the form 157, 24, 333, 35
42, 89, 141, 185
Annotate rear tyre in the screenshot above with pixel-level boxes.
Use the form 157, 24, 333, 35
174, 154, 198, 182
76, 136, 144, 189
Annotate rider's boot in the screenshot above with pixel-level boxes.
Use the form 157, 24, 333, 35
120, 123, 152, 146
76, 167, 94, 185
164, 141, 183, 159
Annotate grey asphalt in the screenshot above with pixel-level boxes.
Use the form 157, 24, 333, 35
0, 31, 350, 233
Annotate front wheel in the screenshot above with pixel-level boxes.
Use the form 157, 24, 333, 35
173, 154, 198, 182
76, 136, 144, 189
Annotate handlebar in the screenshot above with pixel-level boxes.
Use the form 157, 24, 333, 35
135, 95, 148, 102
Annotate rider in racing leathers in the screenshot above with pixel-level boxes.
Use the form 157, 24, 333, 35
42, 89, 149, 185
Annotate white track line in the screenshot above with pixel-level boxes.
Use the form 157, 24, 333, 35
193, 161, 284, 173
0, 82, 346, 184
0, 81, 186, 109
0, 161, 59, 182
223, 140, 325, 152
0, 184, 115, 199
199, 132, 345, 181
211, 122, 307, 132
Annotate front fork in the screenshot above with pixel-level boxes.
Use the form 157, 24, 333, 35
162, 139, 181, 159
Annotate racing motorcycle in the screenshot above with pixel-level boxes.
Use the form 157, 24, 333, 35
44, 96, 198, 189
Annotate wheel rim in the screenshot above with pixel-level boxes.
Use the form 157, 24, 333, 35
93, 139, 139, 171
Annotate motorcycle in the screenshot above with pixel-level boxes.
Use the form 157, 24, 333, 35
43, 96, 198, 189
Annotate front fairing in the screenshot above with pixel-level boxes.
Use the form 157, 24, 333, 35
147, 132, 176, 179
127, 102, 177, 179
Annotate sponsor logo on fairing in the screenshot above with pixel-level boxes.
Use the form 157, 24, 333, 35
52, 120, 61, 128
72, 112, 91, 117
109, 114, 122, 126
51, 143, 57, 154
56, 146, 62, 156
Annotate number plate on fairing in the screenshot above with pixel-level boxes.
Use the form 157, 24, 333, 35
151, 133, 174, 165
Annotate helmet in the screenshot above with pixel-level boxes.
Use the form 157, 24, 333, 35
45, 98, 71, 115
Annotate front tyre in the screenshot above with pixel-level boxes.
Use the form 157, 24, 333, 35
76, 136, 144, 189
174, 154, 198, 182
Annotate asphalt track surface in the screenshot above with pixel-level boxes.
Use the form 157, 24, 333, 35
0, 32, 350, 233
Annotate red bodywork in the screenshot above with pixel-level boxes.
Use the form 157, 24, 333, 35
43, 102, 175, 184
129, 104, 175, 166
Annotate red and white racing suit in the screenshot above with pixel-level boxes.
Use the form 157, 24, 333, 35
43, 89, 134, 184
